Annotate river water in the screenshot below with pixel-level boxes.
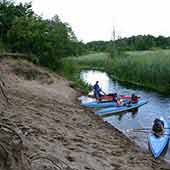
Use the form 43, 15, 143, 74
80, 70, 170, 161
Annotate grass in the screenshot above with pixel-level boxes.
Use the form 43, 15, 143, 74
69, 53, 109, 70
61, 57, 90, 94
61, 50, 170, 94
109, 50, 170, 93
63, 50, 170, 94
0, 41, 6, 53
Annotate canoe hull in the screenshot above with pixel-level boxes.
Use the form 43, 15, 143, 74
81, 100, 117, 108
148, 117, 170, 159
88, 94, 140, 100
95, 100, 147, 116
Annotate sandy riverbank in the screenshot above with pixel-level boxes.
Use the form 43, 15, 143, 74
0, 57, 169, 170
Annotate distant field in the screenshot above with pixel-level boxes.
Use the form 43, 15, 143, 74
63, 50, 170, 94
70, 53, 109, 69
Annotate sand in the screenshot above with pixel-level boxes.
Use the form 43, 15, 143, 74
0, 57, 169, 170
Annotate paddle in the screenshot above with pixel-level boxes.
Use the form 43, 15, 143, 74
126, 128, 170, 136
127, 127, 170, 132
100, 89, 107, 95
127, 128, 152, 132
127, 130, 170, 136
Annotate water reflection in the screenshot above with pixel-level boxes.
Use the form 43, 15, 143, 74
80, 70, 114, 93
80, 70, 170, 160
99, 108, 138, 120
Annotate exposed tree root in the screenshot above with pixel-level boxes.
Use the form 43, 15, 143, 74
30, 154, 76, 170
0, 123, 31, 170
0, 78, 10, 104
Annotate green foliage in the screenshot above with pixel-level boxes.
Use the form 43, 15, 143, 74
66, 50, 170, 94
86, 41, 109, 52
0, 40, 6, 52
62, 58, 77, 78
71, 78, 90, 94
7, 16, 47, 53
0, 0, 88, 93
0, 0, 86, 71
71, 53, 109, 69
109, 50, 170, 93
6, 14, 74, 69
0, 0, 34, 41
86, 35, 170, 52
61, 58, 90, 94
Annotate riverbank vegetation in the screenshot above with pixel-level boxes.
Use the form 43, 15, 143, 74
63, 50, 170, 94
61, 58, 90, 93
86, 35, 170, 52
1, 0, 170, 94
67, 53, 108, 70
109, 50, 170, 93
0, 0, 87, 70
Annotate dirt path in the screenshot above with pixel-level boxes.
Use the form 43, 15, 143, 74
0, 58, 169, 170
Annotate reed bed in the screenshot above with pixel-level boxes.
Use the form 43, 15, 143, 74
110, 50, 170, 93
70, 53, 109, 69
62, 50, 170, 93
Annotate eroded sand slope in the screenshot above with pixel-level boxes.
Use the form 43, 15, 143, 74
0, 58, 169, 170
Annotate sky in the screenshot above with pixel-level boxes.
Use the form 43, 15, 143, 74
15, 0, 170, 42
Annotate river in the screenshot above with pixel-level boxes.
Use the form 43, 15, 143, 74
80, 70, 170, 161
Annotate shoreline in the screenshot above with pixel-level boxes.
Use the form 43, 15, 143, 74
0, 57, 169, 170
77, 95, 170, 169
78, 67, 170, 95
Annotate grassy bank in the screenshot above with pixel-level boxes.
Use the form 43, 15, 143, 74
0, 41, 7, 53
60, 53, 110, 94
109, 50, 170, 93
61, 57, 90, 94
62, 50, 170, 94
72, 53, 108, 70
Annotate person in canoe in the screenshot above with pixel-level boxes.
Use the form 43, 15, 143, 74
122, 93, 138, 107
112, 93, 118, 102
131, 94, 138, 103
92, 81, 106, 101
115, 94, 125, 106
152, 118, 164, 137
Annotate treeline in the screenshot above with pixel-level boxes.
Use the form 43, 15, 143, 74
2, 0, 170, 72
0, 0, 86, 70
86, 35, 170, 52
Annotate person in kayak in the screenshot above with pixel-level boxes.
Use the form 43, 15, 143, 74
131, 94, 138, 103
116, 95, 125, 106
122, 94, 138, 107
152, 118, 164, 137
111, 93, 118, 102
93, 81, 105, 100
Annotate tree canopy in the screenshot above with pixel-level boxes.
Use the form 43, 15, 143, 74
86, 35, 170, 52
1, 0, 170, 69
0, 0, 86, 70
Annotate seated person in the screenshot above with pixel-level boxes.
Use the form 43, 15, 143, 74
116, 96, 124, 106
122, 94, 138, 107
112, 93, 118, 102
111, 93, 127, 106
152, 118, 164, 137
131, 94, 138, 103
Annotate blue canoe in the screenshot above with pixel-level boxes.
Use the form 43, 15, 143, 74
148, 117, 170, 159
81, 100, 118, 108
96, 99, 148, 116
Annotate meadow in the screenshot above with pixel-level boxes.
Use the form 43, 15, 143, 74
68, 53, 109, 69
63, 50, 170, 94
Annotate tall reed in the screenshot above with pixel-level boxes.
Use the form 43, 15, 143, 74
109, 50, 170, 92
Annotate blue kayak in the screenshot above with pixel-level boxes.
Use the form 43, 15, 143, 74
148, 117, 170, 159
96, 99, 148, 116
81, 100, 118, 108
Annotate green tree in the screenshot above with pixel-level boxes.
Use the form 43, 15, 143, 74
0, 0, 34, 41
